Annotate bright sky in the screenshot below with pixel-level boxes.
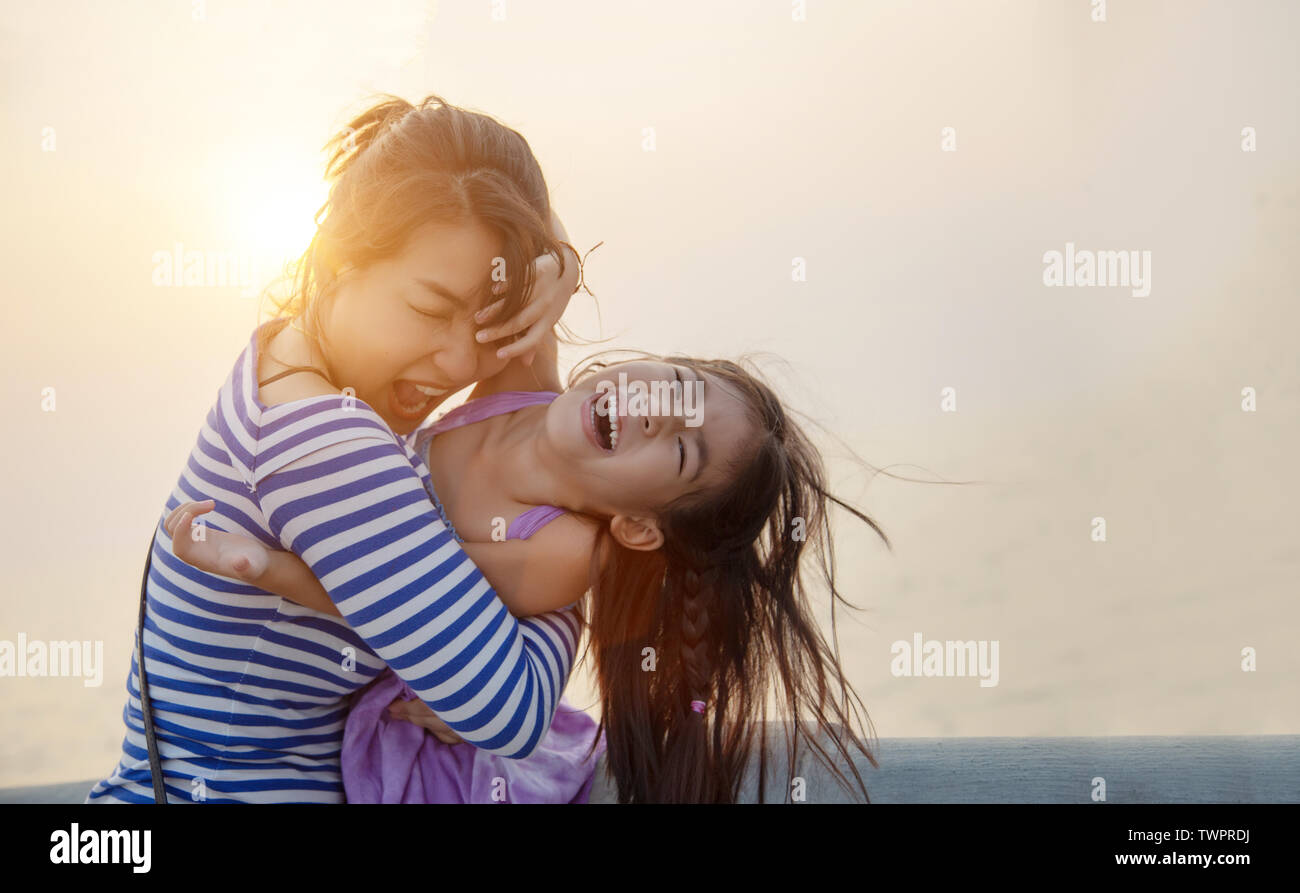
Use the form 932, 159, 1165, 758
1, 0, 1297, 786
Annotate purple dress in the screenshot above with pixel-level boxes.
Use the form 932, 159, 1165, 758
341, 391, 606, 803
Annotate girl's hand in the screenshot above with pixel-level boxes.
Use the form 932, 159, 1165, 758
474, 243, 580, 366
164, 499, 270, 583
386, 696, 466, 745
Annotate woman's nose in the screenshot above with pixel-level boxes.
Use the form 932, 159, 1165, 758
432, 332, 479, 384
433, 321, 499, 385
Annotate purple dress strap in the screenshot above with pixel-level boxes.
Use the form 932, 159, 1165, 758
427, 390, 560, 436
411, 390, 560, 474
506, 504, 568, 541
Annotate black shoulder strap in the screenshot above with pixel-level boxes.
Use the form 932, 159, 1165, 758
136, 529, 168, 804
257, 365, 333, 388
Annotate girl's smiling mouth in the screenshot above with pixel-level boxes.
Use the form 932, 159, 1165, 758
582, 391, 620, 452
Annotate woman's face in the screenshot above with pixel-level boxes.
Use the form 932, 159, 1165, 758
541, 359, 757, 544
320, 220, 509, 434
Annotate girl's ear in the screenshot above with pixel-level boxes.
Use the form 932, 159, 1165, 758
609, 515, 664, 552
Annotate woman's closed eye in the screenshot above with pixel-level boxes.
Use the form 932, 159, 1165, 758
410, 302, 454, 323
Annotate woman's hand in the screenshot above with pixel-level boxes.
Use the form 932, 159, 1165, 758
474, 242, 581, 366
164, 499, 270, 582
386, 696, 466, 745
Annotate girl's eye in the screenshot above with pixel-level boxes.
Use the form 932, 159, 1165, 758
677, 436, 685, 474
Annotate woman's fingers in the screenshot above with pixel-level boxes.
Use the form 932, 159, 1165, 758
494, 319, 548, 360
473, 246, 571, 358
474, 297, 505, 325
472, 280, 512, 324
425, 715, 466, 744
475, 297, 543, 345
386, 701, 465, 743
387, 699, 428, 719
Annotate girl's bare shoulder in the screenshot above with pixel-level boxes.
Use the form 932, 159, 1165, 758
462, 513, 599, 615
504, 511, 599, 590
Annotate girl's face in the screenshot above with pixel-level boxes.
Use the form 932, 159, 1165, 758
320, 220, 508, 435
541, 359, 756, 549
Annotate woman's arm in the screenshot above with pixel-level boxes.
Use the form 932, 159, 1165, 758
251, 411, 581, 759
167, 500, 594, 619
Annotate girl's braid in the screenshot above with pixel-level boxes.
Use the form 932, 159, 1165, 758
679, 565, 718, 714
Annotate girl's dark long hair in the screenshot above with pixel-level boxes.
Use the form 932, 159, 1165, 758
571, 354, 891, 803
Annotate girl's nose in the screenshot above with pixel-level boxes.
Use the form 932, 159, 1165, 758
639, 410, 678, 440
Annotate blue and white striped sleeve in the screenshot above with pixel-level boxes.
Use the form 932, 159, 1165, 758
253, 414, 582, 759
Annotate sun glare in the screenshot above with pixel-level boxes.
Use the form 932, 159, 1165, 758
224, 161, 329, 289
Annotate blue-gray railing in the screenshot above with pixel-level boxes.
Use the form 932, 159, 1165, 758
4, 735, 1296, 803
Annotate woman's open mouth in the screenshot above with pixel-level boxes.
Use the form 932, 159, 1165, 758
582, 391, 620, 452
390, 380, 449, 420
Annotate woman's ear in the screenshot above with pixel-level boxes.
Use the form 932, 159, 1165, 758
609, 514, 664, 552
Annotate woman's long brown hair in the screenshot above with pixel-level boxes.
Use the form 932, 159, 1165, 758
570, 354, 891, 803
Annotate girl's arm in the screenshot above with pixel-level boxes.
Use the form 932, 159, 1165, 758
166, 500, 594, 619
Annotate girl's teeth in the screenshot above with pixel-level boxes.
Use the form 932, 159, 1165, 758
592, 395, 617, 451
412, 384, 448, 397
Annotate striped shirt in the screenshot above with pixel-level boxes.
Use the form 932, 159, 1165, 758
86, 323, 582, 803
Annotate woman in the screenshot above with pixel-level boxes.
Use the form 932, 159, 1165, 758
87, 94, 592, 803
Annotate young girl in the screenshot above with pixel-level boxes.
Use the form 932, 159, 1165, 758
87, 94, 594, 804
167, 340, 892, 803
